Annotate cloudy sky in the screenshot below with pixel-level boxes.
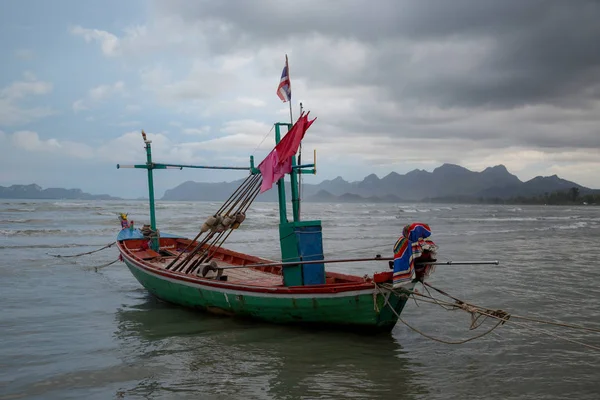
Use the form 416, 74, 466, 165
1, 0, 599, 198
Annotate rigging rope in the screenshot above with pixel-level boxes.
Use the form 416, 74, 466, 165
375, 283, 505, 345
47, 242, 116, 258
421, 282, 600, 334
90, 258, 120, 272
251, 125, 275, 156
166, 173, 263, 274
377, 282, 600, 352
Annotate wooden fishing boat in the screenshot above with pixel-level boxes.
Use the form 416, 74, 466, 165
115, 116, 435, 333
117, 235, 410, 332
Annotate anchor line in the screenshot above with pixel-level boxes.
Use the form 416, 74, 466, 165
375, 282, 600, 352
91, 258, 120, 272
47, 241, 116, 258
374, 283, 505, 345
421, 282, 600, 335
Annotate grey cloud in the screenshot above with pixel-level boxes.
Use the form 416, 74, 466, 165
148, 0, 600, 156
154, 0, 600, 109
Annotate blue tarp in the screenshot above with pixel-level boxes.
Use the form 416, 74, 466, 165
116, 228, 186, 241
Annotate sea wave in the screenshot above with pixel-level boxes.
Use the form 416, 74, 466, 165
0, 243, 112, 250
0, 219, 49, 224
0, 228, 118, 237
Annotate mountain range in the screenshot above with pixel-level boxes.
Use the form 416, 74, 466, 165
2, 164, 596, 203
161, 163, 598, 203
0, 184, 120, 200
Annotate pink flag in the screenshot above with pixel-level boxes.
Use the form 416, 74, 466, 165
257, 150, 292, 193
274, 112, 316, 163
257, 111, 316, 193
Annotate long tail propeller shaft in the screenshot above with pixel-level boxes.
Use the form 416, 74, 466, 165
213, 256, 499, 271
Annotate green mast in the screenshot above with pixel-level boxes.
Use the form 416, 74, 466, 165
142, 131, 159, 251
274, 123, 290, 223
272, 121, 324, 287
117, 130, 252, 252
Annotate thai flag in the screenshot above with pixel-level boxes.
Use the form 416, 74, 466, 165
277, 56, 291, 102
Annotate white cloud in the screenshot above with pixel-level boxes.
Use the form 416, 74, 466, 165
113, 120, 142, 127
69, 17, 213, 59
182, 127, 210, 135
125, 104, 142, 113
140, 62, 238, 105
11, 131, 94, 158
191, 119, 274, 153
96, 131, 207, 164
1, 73, 52, 99
0, 73, 54, 125
14, 49, 34, 60
236, 97, 266, 107
4, 129, 209, 166
70, 25, 121, 56
0, 101, 55, 126
3, 122, 268, 166
73, 81, 126, 113
89, 81, 125, 101
72, 99, 88, 112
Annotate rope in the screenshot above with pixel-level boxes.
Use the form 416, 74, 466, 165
374, 283, 505, 344
399, 314, 504, 345
48, 242, 116, 258
423, 282, 600, 335
88, 258, 120, 272
251, 125, 275, 156
509, 314, 600, 334
168, 173, 263, 274
474, 308, 600, 352
140, 225, 158, 238
202, 182, 262, 267
399, 282, 600, 352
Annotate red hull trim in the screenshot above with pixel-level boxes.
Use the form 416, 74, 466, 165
117, 241, 377, 295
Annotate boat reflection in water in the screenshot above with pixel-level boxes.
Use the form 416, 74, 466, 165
113, 291, 429, 399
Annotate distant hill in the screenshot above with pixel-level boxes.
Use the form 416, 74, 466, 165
474, 175, 589, 199
0, 184, 120, 200
162, 179, 282, 202
161, 163, 598, 203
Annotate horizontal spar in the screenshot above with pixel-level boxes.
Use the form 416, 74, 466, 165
115, 163, 251, 170
214, 257, 500, 270
153, 163, 250, 170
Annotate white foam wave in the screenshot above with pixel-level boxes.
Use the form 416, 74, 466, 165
0, 228, 118, 237
52, 202, 91, 207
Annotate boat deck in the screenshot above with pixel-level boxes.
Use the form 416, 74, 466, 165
120, 237, 379, 288
127, 240, 286, 287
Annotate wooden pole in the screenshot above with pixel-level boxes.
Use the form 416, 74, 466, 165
286, 54, 293, 125
215, 257, 500, 271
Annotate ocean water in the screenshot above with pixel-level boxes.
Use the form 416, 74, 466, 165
1, 199, 599, 399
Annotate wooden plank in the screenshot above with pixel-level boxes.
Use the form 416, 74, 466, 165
144, 253, 283, 287
224, 268, 283, 286
136, 249, 161, 260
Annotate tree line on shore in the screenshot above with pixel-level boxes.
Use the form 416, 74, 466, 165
427, 187, 599, 205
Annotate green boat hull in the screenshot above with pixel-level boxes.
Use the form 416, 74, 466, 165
124, 259, 410, 332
